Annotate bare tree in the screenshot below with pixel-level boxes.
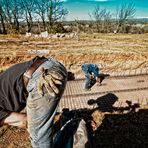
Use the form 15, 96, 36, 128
2, 0, 13, 29
47, 0, 68, 33
1, 0, 23, 33
90, 5, 112, 33
11, 0, 22, 32
0, 0, 68, 34
103, 11, 112, 33
34, 0, 68, 33
21, 0, 35, 32
0, 0, 7, 34
115, 1, 136, 33
34, 0, 48, 31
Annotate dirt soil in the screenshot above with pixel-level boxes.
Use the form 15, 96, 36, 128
0, 33, 148, 76
0, 106, 148, 148
0, 33, 148, 147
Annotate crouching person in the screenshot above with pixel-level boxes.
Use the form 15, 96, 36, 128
81, 63, 103, 91
0, 56, 67, 148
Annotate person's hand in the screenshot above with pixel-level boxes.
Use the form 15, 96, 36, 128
96, 75, 105, 86
96, 82, 102, 86
37, 67, 65, 97
95, 77, 101, 86
90, 75, 95, 80
1, 112, 27, 128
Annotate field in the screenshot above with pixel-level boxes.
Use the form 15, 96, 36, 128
0, 33, 148, 147
0, 33, 148, 76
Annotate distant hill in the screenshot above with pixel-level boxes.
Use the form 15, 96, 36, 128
63, 18, 148, 25
130, 18, 148, 24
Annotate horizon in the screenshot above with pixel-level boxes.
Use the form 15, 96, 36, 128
62, 0, 148, 21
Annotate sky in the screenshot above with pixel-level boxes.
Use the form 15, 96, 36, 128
61, 0, 148, 20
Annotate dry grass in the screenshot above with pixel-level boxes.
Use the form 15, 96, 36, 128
0, 33, 148, 75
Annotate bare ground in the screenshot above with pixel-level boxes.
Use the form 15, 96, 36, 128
0, 106, 148, 148
0, 33, 148, 147
0, 33, 148, 76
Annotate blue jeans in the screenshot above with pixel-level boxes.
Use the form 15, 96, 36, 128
26, 58, 67, 148
81, 64, 96, 89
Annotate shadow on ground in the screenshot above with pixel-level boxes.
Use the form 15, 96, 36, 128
89, 93, 148, 147
0, 93, 148, 148
54, 93, 148, 148
93, 108, 148, 148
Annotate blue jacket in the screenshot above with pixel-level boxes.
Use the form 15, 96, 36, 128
81, 64, 99, 77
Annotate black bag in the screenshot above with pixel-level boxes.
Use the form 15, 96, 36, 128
67, 71, 75, 81
53, 118, 80, 148
53, 108, 93, 148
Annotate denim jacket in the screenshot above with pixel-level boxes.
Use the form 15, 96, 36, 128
81, 64, 99, 77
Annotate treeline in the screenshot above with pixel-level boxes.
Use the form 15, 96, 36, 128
0, 0, 147, 34
0, 0, 68, 34
87, 1, 147, 34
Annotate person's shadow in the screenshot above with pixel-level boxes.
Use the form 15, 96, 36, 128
86, 93, 147, 147
87, 93, 140, 113
88, 93, 118, 112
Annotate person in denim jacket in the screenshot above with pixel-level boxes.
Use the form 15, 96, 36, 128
0, 56, 67, 148
81, 63, 103, 90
